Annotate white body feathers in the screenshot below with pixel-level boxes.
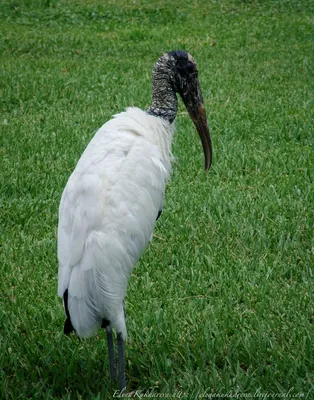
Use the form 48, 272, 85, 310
58, 107, 173, 339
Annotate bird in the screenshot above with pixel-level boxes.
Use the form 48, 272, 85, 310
57, 50, 212, 391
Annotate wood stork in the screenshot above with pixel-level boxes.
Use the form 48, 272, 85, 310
57, 50, 212, 390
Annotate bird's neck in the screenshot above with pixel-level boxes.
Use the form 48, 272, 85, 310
147, 74, 178, 124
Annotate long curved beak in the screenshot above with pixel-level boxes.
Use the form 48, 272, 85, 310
180, 79, 212, 171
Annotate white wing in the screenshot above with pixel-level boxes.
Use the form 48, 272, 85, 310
58, 108, 172, 339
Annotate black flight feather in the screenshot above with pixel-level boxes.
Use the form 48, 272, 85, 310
63, 289, 74, 335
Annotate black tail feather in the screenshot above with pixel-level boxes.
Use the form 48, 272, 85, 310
63, 289, 74, 335
64, 317, 74, 334
101, 319, 110, 329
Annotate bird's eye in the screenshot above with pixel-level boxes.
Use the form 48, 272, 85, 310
187, 62, 197, 75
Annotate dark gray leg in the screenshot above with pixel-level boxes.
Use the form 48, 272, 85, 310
106, 326, 116, 381
117, 333, 126, 390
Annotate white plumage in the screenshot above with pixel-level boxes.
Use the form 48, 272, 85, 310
57, 51, 212, 390
58, 107, 173, 340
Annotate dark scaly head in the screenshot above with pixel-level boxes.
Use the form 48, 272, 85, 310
148, 50, 212, 171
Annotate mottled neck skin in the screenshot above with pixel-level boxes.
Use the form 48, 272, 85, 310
147, 55, 178, 124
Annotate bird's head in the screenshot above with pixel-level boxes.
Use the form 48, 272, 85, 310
154, 50, 212, 171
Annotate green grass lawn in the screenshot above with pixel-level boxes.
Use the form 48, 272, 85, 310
1, 0, 313, 398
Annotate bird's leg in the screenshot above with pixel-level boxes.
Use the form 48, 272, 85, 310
117, 332, 126, 391
105, 325, 116, 381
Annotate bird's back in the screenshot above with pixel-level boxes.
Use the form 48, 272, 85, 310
58, 108, 172, 339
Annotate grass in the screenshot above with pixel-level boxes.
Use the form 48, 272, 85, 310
0, 0, 313, 398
